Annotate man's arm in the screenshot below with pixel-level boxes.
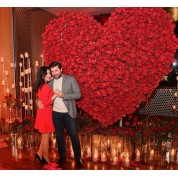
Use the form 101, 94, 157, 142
63, 76, 81, 100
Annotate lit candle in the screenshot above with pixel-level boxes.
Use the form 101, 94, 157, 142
6, 88, 9, 93
173, 105, 176, 110
170, 149, 175, 162
25, 105, 28, 110
86, 147, 91, 157
101, 153, 107, 162
28, 68, 31, 74
35, 61, 39, 66
2, 80, 5, 86
135, 149, 140, 161
25, 88, 29, 93
29, 87, 32, 92
10, 63, 14, 68
93, 152, 99, 162
12, 84, 15, 89
20, 54, 24, 58
19, 82, 22, 87
1, 57, 4, 63
125, 157, 130, 167
112, 156, 118, 165
17, 138, 23, 149
150, 149, 154, 161
24, 52, 29, 58
112, 149, 117, 158
5, 70, 8, 76
174, 92, 178, 97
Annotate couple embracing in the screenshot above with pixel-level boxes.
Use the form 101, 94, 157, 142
34, 61, 83, 169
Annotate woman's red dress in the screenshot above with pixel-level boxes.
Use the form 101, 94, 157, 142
34, 83, 55, 133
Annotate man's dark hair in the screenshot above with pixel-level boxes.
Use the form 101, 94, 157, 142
49, 61, 62, 69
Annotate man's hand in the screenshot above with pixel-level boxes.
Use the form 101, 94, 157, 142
58, 91, 64, 98
37, 100, 44, 109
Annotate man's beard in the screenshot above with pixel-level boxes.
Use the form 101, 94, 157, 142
53, 73, 62, 79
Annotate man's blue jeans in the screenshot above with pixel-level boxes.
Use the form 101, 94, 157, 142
52, 111, 81, 160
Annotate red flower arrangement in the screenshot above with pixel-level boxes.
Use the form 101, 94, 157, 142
42, 8, 178, 126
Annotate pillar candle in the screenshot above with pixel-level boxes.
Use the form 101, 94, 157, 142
93, 152, 99, 162
17, 138, 23, 149
24, 52, 29, 58
125, 157, 130, 167
2, 80, 5, 86
150, 149, 154, 161
101, 153, 107, 162
6, 88, 9, 93
10, 63, 14, 68
35, 61, 39, 67
170, 149, 175, 162
112, 156, 118, 165
5, 71, 8, 76
86, 147, 91, 157
1, 57, 4, 63
135, 149, 140, 161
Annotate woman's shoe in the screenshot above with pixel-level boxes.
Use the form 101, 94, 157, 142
42, 157, 49, 164
35, 153, 43, 163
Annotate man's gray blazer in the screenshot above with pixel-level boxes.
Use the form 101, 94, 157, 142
48, 74, 81, 119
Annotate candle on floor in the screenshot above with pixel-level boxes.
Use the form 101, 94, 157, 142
112, 156, 118, 165
125, 157, 130, 167
101, 153, 107, 162
170, 149, 175, 162
86, 147, 91, 157
17, 137, 23, 149
150, 149, 154, 161
135, 149, 140, 161
93, 152, 98, 162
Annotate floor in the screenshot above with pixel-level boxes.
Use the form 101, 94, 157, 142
0, 141, 178, 170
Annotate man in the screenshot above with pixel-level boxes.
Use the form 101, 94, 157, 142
38, 61, 83, 168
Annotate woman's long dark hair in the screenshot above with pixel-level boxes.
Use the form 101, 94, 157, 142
33, 66, 50, 92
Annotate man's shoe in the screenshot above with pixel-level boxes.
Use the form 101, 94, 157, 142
76, 159, 83, 168
57, 156, 66, 167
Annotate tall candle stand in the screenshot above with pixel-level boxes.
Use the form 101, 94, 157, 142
1, 57, 6, 95
19, 52, 33, 118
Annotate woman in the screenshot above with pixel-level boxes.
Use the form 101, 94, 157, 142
34, 66, 59, 164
